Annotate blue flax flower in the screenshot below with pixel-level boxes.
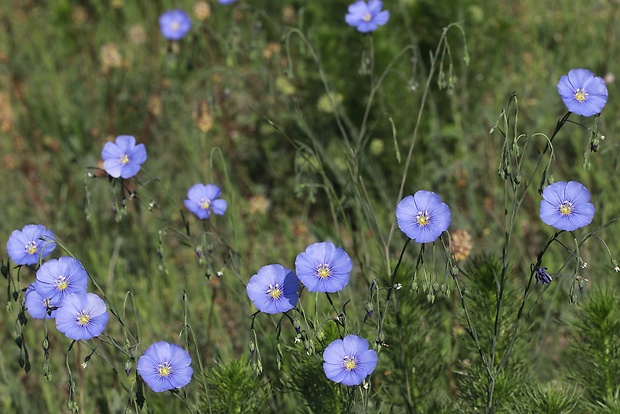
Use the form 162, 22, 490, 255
25, 283, 57, 319
159, 9, 192, 41
246, 264, 299, 314
345, 0, 389, 33
540, 181, 594, 231
219, 0, 237, 4
534, 267, 552, 285
55, 292, 109, 340
184, 183, 227, 219
35, 256, 88, 307
137, 341, 193, 392
557, 69, 608, 117
101, 135, 147, 179
323, 335, 378, 386
295, 242, 352, 293
396, 190, 451, 243
6, 224, 56, 266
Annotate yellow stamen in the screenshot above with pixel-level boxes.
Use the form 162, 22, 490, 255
267, 284, 282, 299
26, 241, 38, 255
317, 264, 331, 279
77, 312, 90, 326
559, 201, 573, 215
57, 277, 68, 291
171, 21, 180, 31
362, 13, 372, 22
416, 211, 430, 226
158, 363, 172, 377
200, 198, 211, 210
120, 154, 130, 165
343, 356, 356, 371
574, 89, 587, 102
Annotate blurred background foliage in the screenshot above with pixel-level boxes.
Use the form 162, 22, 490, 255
1, 0, 620, 412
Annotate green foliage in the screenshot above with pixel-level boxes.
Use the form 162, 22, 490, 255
563, 286, 620, 408
380, 281, 452, 412
201, 359, 270, 414
512, 383, 581, 414
456, 256, 532, 413
286, 351, 342, 414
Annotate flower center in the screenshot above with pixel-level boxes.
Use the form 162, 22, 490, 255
343, 356, 356, 371
56, 276, 68, 291
317, 264, 331, 279
559, 201, 573, 215
158, 362, 172, 377
267, 283, 282, 299
200, 198, 211, 210
362, 12, 372, 22
25, 241, 38, 255
171, 21, 180, 31
416, 211, 430, 226
120, 154, 130, 165
574, 88, 588, 102
77, 312, 90, 326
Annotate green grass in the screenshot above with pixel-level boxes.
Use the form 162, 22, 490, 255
1, 0, 620, 412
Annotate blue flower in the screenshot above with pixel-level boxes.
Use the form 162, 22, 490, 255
25, 283, 57, 319
246, 264, 299, 314
534, 267, 552, 285
295, 242, 352, 293
218, 0, 237, 4
35, 256, 88, 307
540, 181, 594, 231
137, 341, 193, 392
323, 335, 378, 386
6, 224, 56, 266
101, 135, 147, 179
55, 292, 109, 340
345, 0, 389, 33
396, 190, 451, 243
184, 183, 227, 219
557, 69, 608, 117
159, 9, 192, 41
